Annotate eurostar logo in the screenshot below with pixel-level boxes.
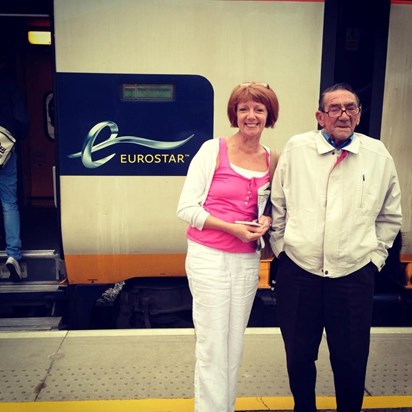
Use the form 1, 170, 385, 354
68, 121, 194, 169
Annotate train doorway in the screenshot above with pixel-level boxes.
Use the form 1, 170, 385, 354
0, 3, 64, 327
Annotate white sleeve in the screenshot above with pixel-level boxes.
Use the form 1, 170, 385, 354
371, 160, 403, 270
176, 139, 217, 230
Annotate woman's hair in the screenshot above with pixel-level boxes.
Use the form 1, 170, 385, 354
227, 82, 279, 128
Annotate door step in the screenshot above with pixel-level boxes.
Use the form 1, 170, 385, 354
0, 316, 62, 331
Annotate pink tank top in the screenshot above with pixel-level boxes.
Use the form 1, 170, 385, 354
187, 138, 270, 253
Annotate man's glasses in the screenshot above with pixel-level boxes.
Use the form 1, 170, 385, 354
322, 105, 361, 118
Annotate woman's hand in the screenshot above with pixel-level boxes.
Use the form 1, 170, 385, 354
258, 215, 272, 235
203, 215, 270, 243
231, 222, 265, 243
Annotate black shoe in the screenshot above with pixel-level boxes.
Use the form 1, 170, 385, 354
6, 257, 22, 282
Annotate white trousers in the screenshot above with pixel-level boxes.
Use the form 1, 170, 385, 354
185, 240, 260, 412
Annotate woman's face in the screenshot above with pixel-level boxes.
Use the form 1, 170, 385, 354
236, 99, 268, 138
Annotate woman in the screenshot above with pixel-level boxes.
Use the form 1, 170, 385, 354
177, 82, 280, 412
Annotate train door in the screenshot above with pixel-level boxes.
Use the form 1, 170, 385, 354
0, 14, 58, 257
0, 4, 64, 325
381, 0, 412, 296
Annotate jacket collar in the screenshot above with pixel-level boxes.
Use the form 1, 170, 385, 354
315, 130, 360, 155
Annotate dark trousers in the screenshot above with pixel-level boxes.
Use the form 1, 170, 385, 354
276, 253, 376, 412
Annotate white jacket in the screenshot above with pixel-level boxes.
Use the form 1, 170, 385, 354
177, 139, 219, 230
270, 130, 402, 278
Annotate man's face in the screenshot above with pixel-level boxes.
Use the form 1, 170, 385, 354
316, 89, 361, 144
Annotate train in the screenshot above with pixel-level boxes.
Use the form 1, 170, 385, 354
0, 0, 411, 329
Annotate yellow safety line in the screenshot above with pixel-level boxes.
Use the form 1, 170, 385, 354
0, 396, 411, 412
361, 396, 412, 408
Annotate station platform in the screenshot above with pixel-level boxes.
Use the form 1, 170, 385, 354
0, 327, 411, 411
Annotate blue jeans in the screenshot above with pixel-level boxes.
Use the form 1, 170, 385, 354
0, 152, 22, 260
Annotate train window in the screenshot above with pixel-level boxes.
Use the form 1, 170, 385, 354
121, 83, 175, 102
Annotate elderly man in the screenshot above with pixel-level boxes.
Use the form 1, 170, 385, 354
270, 83, 402, 412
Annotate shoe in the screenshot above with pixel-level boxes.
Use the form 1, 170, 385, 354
6, 257, 22, 282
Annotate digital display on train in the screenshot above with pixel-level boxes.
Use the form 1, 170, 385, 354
121, 83, 175, 101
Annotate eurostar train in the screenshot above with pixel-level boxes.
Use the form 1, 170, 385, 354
0, 0, 411, 329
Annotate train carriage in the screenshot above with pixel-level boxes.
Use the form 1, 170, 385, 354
0, 0, 411, 329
